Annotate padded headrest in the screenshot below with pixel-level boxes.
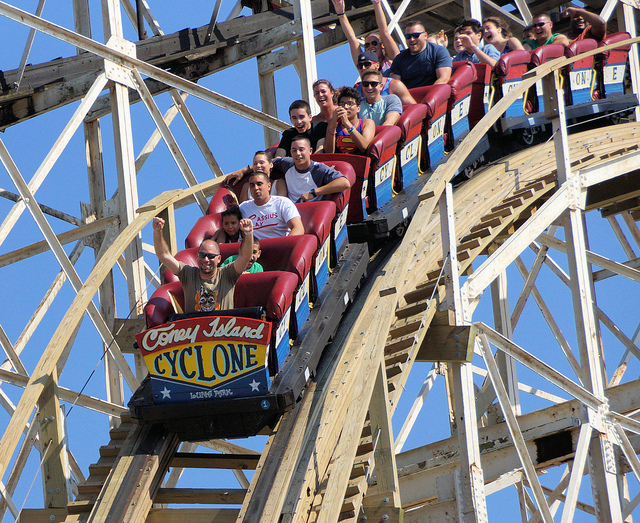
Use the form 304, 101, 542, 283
367, 125, 402, 162
145, 281, 184, 328
448, 61, 477, 98
307, 156, 355, 214
473, 63, 493, 82
185, 213, 223, 249
408, 84, 452, 113
396, 103, 428, 141
599, 31, 632, 59
254, 235, 317, 285
234, 271, 298, 321
495, 50, 532, 76
207, 185, 240, 215
311, 153, 370, 181
530, 44, 566, 67
565, 38, 598, 58
295, 201, 336, 247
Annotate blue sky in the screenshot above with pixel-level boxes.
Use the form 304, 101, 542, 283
1, 1, 639, 521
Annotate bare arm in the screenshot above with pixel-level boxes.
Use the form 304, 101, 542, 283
350, 118, 375, 152
390, 73, 402, 81
152, 217, 181, 275
371, 0, 400, 59
324, 109, 341, 153
224, 165, 251, 186
275, 147, 287, 158
563, 6, 606, 41
507, 36, 524, 51
287, 216, 305, 236
315, 138, 325, 153
382, 110, 401, 126
300, 176, 350, 201
232, 219, 254, 276
552, 33, 571, 47
332, 0, 361, 66
389, 79, 416, 105
434, 66, 452, 85
274, 178, 288, 196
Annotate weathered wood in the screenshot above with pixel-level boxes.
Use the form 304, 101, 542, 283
416, 325, 475, 363
169, 453, 260, 470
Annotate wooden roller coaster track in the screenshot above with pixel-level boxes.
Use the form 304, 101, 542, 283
3, 0, 640, 522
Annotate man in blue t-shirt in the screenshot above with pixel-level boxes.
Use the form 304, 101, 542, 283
389, 20, 452, 89
452, 19, 500, 67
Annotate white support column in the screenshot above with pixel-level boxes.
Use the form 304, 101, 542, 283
259, 70, 281, 148
622, 3, 640, 121
463, 0, 482, 26
293, 0, 318, 111
439, 183, 487, 522
103, 0, 147, 317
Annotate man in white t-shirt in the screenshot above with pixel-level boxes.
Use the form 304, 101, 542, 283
273, 135, 350, 203
239, 171, 305, 240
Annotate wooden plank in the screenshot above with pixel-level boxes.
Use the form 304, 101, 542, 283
169, 453, 260, 470
416, 325, 475, 363
0, 216, 120, 267
154, 488, 246, 504
18, 509, 69, 523
112, 318, 144, 354
146, 508, 239, 523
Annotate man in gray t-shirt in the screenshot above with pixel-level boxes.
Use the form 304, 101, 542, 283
153, 216, 254, 313
358, 69, 403, 126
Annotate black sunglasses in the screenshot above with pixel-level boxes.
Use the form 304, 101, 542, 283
357, 60, 375, 69
198, 252, 220, 259
404, 31, 424, 40
363, 40, 379, 48
362, 81, 380, 88
531, 22, 547, 28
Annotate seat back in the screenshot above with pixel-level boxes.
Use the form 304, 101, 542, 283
410, 84, 451, 169
447, 61, 477, 149
599, 32, 631, 96
366, 125, 402, 211
185, 213, 223, 249
529, 44, 567, 113
311, 153, 370, 223
471, 63, 493, 128
564, 38, 599, 104
395, 103, 428, 186
495, 50, 532, 118
206, 185, 239, 215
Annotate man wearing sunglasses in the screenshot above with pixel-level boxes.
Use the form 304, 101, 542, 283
358, 69, 402, 126
152, 216, 254, 313
523, 13, 569, 50
388, 20, 452, 89
355, 51, 416, 105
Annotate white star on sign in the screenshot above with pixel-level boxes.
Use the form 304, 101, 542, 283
160, 387, 171, 399
249, 380, 261, 392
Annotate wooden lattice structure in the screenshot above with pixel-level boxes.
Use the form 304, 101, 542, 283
2, 0, 640, 522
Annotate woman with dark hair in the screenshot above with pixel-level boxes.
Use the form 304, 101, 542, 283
312, 79, 338, 123
482, 17, 524, 54
325, 87, 375, 155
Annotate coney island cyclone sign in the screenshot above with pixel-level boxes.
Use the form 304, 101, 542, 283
136, 316, 272, 403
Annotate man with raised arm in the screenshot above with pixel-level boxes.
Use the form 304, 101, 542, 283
152, 216, 254, 313
239, 171, 305, 239
562, 6, 606, 42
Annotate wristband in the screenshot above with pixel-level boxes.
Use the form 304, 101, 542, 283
310, 188, 317, 198
347, 125, 356, 134
337, 12, 345, 15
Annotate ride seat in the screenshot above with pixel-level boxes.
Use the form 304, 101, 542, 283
295, 201, 336, 293
470, 63, 493, 128
564, 38, 599, 105
185, 213, 223, 249
447, 61, 477, 150
494, 50, 532, 118
395, 103, 428, 186
206, 185, 239, 215
598, 32, 631, 97
311, 153, 371, 224
409, 83, 451, 169
529, 44, 566, 113
366, 125, 402, 212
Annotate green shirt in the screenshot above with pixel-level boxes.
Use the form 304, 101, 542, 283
523, 33, 564, 50
220, 255, 263, 273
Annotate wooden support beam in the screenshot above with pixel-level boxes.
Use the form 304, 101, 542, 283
416, 325, 475, 362
37, 374, 71, 508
